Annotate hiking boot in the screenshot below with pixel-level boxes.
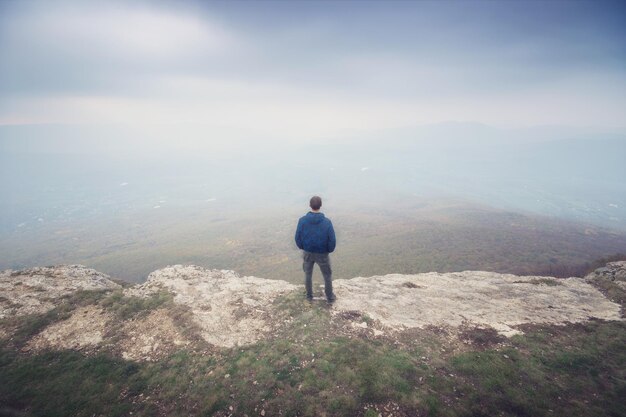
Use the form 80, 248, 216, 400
327, 294, 336, 303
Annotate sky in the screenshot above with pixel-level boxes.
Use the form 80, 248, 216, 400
0, 0, 625, 140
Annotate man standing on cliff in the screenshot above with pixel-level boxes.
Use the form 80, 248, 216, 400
295, 196, 337, 303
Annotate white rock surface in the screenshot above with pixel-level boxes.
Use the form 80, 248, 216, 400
125, 265, 298, 347
1, 263, 623, 353
332, 271, 622, 336
0, 265, 121, 319
26, 305, 111, 351
119, 308, 192, 361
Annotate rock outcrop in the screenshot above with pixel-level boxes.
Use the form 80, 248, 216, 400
26, 305, 111, 351
585, 261, 626, 290
0, 265, 121, 319
332, 271, 621, 337
125, 265, 298, 347
0, 263, 623, 359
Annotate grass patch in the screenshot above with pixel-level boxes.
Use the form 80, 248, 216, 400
0, 348, 141, 417
450, 321, 626, 417
99, 290, 174, 320
514, 278, 561, 286
587, 277, 626, 310
0, 289, 111, 347
210, 336, 424, 416
528, 278, 561, 286
1, 290, 624, 417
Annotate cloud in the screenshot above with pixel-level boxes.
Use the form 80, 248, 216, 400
0, 0, 625, 135
0, 1, 238, 95
2, 70, 625, 137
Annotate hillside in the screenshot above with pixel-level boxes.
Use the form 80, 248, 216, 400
1, 263, 625, 416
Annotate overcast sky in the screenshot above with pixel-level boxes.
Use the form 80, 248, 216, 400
1, 0, 625, 140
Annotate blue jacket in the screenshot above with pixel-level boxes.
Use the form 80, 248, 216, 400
295, 212, 336, 254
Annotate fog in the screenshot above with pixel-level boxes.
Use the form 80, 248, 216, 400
2, 122, 625, 237
1, 1, 625, 279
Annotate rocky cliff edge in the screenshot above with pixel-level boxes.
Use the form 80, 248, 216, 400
0, 263, 623, 361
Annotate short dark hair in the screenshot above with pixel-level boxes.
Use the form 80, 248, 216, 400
310, 196, 322, 210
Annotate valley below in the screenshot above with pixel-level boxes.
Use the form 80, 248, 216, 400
2, 199, 625, 285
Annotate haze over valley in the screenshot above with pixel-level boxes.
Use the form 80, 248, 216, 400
1, 0, 625, 282
1, 123, 625, 282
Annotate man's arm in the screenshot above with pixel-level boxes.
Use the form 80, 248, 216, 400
295, 219, 304, 250
327, 221, 336, 253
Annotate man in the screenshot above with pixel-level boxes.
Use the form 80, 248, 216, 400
295, 195, 337, 303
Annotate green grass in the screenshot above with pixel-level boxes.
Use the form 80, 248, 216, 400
450, 321, 626, 417
587, 276, 626, 309
99, 289, 174, 320
0, 349, 140, 417
1, 293, 624, 417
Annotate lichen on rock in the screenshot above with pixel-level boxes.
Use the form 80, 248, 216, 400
26, 305, 111, 352
331, 271, 622, 337
0, 265, 121, 319
124, 265, 298, 348
1, 263, 623, 357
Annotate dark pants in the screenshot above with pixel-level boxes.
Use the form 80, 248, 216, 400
302, 251, 334, 300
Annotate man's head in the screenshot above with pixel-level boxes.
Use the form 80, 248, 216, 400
309, 195, 322, 211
